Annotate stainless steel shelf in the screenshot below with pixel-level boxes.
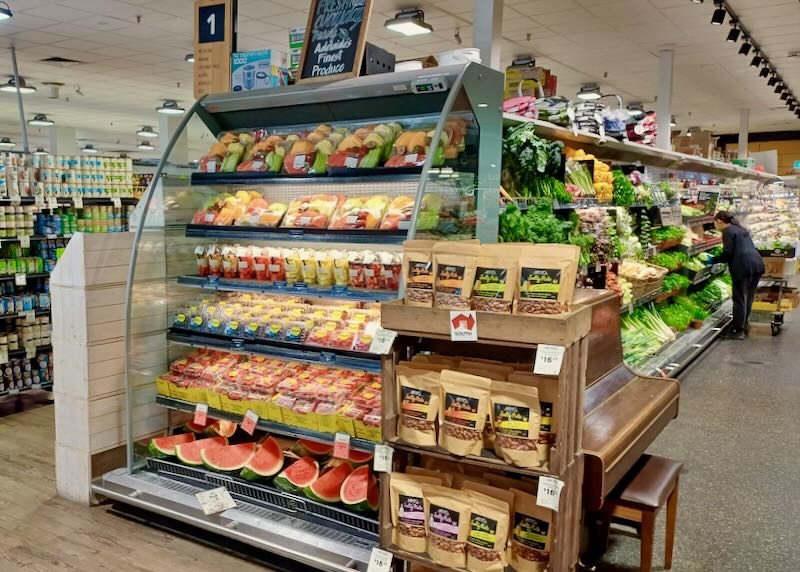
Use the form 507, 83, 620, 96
185, 224, 407, 245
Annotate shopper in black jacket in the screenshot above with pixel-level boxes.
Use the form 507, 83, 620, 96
713, 211, 765, 339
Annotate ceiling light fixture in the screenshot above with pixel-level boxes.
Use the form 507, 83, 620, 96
759, 66, 770, 78
738, 40, 752, 56
0, 77, 36, 94
28, 114, 54, 126
156, 100, 185, 115
690, 0, 703, 3
81, 144, 98, 154
0, 1, 11, 21
137, 141, 155, 151
670, 115, 677, 127
710, 0, 726, 25
750, 53, 762, 67
627, 103, 645, 117
384, 8, 433, 36
0, 137, 14, 148
726, 23, 740, 43
185, 54, 194, 63
577, 83, 602, 101
33, 147, 48, 155
768, 75, 778, 86
136, 126, 158, 138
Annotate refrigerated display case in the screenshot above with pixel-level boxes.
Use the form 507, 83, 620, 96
92, 62, 503, 572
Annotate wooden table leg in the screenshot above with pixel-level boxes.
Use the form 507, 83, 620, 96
640, 509, 656, 572
665, 480, 679, 569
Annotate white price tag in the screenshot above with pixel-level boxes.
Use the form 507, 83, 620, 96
19, 235, 30, 248
195, 486, 237, 515
368, 328, 397, 355
15, 273, 26, 286
34, 195, 45, 207
333, 432, 351, 459
8, 388, 19, 396
24, 311, 35, 324
206, 160, 217, 173
292, 153, 307, 169
25, 343, 36, 359
47, 197, 59, 210
73, 196, 84, 209
533, 344, 565, 376
0, 351, 8, 365
536, 476, 565, 511
367, 547, 393, 572
403, 153, 418, 164
373, 444, 393, 473
111, 197, 122, 209
10, 196, 21, 206
241, 409, 259, 435
194, 402, 209, 427
344, 155, 360, 168
449, 310, 478, 342
32, 383, 41, 390
46, 234, 57, 239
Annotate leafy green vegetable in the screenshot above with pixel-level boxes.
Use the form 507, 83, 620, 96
650, 226, 686, 243
502, 123, 565, 200
649, 251, 689, 271
498, 202, 570, 244
661, 273, 690, 292
612, 170, 636, 207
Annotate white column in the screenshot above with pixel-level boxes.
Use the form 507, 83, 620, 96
738, 109, 750, 160
49, 126, 78, 155
656, 50, 674, 151
473, 0, 503, 70
158, 114, 188, 165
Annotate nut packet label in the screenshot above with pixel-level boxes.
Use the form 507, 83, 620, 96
408, 261, 433, 290
540, 401, 554, 432
512, 513, 550, 550
398, 494, 425, 527
429, 504, 460, 540
494, 403, 531, 438
436, 264, 466, 295
468, 513, 498, 549
444, 392, 479, 428
401, 386, 431, 419
473, 266, 508, 298
519, 267, 561, 300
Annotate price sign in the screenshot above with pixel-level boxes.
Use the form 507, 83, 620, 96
25, 343, 36, 359
241, 409, 259, 435
194, 402, 209, 426
195, 486, 237, 515
373, 444, 393, 473
24, 311, 35, 324
15, 273, 26, 286
19, 235, 30, 248
34, 195, 45, 207
73, 196, 83, 209
0, 351, 8, 365
533, 344, 565, 376
366, 548, 393, 572
333, 432, 351, 459
449, 310, 478, 342
111, 197, 122, 209
194, 0, 234, 98
368, 328, 397, 355
536, 476, 565, 511
10, 196, 21, 206
47, 197, 59, 210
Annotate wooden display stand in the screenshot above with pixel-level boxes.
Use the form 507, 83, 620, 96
378, 300, 593, 572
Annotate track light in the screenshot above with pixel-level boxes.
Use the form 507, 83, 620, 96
81, 144, 98, 154
137, 126, 158, 138
156, 100, 185, 115
0, 77, 36, 94
739, 40, 751, 56
726, 25, 740, 43
670, 115, 677, 127
0, 1, 11, 21
711, 1, 726, 25
184, 54, 194, 63
750, 54, 762, 67
0, 137, 14, 148
577, 83, 602, 101
627, 103, 645, 118
690, 0, 703, 3
33, 148, 48, 155
384, 8, 433, 36
137, 141, 155, 151
759, 66, 770, 78
28, 114, 54, 126
768, 75, 778, 87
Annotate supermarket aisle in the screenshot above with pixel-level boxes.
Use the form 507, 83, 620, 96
0, 406, 270, 572
600, 315, 800, 571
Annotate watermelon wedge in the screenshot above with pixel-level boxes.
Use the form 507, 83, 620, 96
304, 462, 353, 504
347, 449, 374, 466
184, 421, 209, 434
241, 436, 284, 481
205, 419, 237, 438
341, 464, 379, 512
148, 433, 195, 458
274, 456, 319, 492
201, 442, 257, 472
174, 436, 228, 466
294, 439, 333, 458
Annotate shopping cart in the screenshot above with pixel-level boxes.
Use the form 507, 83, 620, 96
750, 276, 789, 336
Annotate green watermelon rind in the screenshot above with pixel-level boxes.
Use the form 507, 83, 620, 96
240, 437, 283, 481
147, 433, 195, 458
296, 439, 334, 457
174, 436, 228, 466
273, 458, 319, 492
341, 465, 377, 513
303, 464, 352, 504
201, 443, 256, 472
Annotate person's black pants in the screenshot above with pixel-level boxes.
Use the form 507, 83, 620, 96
731, 273, 762, 332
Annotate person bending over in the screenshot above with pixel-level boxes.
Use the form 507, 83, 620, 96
713, 211, 764, 339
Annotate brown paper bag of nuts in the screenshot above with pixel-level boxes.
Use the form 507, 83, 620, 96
491, 381, 542, 469
390, 473, 444, 553
403, 240, 436, 307
397, 366, 441, 448
514, 244, 580, 315
423, 485, 472, 568
433, 241, 480, 310
507, 489, 553, 572
439, 370, 492, 456
508, 373, 559, 471
471, 244, 518, 314
465, 490, 512, 572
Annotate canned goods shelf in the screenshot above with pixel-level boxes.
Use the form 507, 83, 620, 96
0, 272, 49, 282
0, 308, 50, 321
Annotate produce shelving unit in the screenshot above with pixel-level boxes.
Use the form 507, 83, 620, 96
92, 62, 504, 572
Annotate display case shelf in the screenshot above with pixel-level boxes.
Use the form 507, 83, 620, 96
191, 170, 423, 186
0, 272, 49, 282
0, 382, 52, 398
0, 196, 138, 206
167, 329, 382, 371
0, 308, 50, 321
185, 224, 408, 245
155, 395, 377, 453
176, 275, 400, 303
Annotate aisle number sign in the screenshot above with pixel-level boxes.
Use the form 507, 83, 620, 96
194, 0, 236, 98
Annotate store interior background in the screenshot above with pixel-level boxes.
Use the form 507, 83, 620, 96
1, 0, 799, 170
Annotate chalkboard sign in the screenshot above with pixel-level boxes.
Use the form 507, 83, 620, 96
298, 0, 373, 83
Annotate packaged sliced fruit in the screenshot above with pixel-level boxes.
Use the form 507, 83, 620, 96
207, 245, 223, 277
192, 193, 227, 225
314, 400, 339, 416
263, 246, 284, 282
329, 195, 389, 230
315, 250, 335, 286
338, 401, 368, 422
237, 135, 285, 172
308, 128, 342, 174
330, 250, 349, 286
348, 251, 366, 288
242, 201, 287, 227
273, 393, 297, 411
329, 329, 356, 350
234, 195, 267, 226
195, 246, 210, 277
360, 124, 396, 168
282, 138, 316, 175
298, 248, 317, 285
236, 245, 255, 280
292, 398, 316, 415
363, 251, 383, 289
251, 247, 268, 281
263, 320, 286, 341
283, 322, 308, 343
379, 195, 414, 230
283, 248, 302, 284
352, 332, 373, 352
326, 133, 367, 169
198, 141, 227, 173
417, 193, 443, 231
380, 251, 402, 290
281, 194, 342, 229
384, 130, 427, 167
221, 246, 238, 279
444, 116, 468, 157
306, 326, 334, 347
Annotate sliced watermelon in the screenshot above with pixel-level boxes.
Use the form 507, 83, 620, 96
184, 421, 209, 434
294, 438, 333, 458
304, 462, 353, 504
174, 436, 228, 466
341, 464, 378, 512
205, 419, 237, 438
147, 433, 195, 458
201, 442, 256, 472
347, 449, 374, 466
274, 456, 319, 492
241, 436, 284, 481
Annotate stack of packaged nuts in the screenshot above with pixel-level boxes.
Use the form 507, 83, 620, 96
402, 240, 580, 315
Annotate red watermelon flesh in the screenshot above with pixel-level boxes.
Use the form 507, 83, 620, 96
347, 449, 374, 466
305, 462, 353, 504
274, 457, 319, 492
295, 438, 334, 458
201, 442, 256, 472
240, 437, 284, 481
148, 432, 195, 458
341, 465, 378, 512
174, 436, 228, 466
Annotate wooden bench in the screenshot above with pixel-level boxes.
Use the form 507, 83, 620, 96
603, 454, 682, 572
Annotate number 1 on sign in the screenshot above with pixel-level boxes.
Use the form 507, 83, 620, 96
367, 547, 393, 572
207, 12, 216, 35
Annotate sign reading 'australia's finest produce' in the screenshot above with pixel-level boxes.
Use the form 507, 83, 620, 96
298, 0, 373, 83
